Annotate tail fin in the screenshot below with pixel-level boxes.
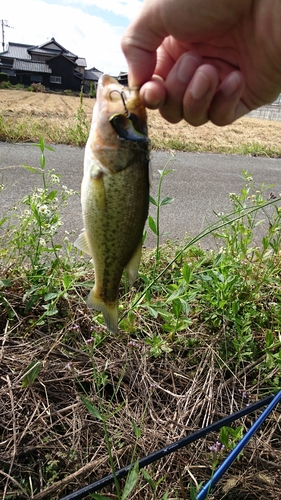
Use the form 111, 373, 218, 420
87, 288, 118, 334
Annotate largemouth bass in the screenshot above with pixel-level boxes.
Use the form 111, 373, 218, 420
75, 74, 150, 334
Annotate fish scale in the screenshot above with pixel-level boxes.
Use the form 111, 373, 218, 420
75, 74, 150, 334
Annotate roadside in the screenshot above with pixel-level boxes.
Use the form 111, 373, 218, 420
1, 141, 281, 249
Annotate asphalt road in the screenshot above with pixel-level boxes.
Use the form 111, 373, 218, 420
1, 141, 281, 249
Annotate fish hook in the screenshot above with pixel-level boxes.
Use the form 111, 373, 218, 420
109, 89, 130, 117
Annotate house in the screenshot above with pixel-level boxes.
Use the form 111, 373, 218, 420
117, 72, 128, 86
83, 66, 103, 93
0, 38, 87, 92
83, 69, 128, 93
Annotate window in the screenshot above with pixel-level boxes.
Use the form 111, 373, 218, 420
30, 74, 43, 83
50, 76, 61, 84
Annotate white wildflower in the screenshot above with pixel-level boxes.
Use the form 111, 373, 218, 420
38, 204, 51, 215
51, 174, 60, 184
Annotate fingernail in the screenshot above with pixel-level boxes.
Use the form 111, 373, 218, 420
221, 72, 241, 97
189, 71, 210, 100
177, 54, 200, 84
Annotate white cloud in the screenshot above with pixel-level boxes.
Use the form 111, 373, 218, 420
1, 0, 143, 74
63, 0, 143, 20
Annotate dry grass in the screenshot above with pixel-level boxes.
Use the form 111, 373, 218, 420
1, 89, 281, 154
1, 272, 280, 500
0, 89, 280, 499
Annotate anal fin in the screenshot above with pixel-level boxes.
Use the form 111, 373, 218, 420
125, 240, 142, 285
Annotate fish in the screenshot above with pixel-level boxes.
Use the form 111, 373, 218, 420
75, 74, 150, 334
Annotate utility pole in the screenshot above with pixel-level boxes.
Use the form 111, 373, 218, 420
1, 20, 13, 51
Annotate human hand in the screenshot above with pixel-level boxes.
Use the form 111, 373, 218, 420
121, 0, 281, 126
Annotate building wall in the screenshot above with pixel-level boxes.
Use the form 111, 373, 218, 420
47, 56, 82, 91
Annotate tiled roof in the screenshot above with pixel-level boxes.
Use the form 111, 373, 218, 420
13, 59, 52, 73
0, 40, 78, 61
76, 57, 87, 67
34, 38, 77, 59
1, 43, 32, 60
30, 47, 76, 59
84, 69, 103, 81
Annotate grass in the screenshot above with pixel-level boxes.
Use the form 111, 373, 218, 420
0, 100, 89, 146
0, 135, 280, 499
2, 110, 281, 156
1, 87, 281, 155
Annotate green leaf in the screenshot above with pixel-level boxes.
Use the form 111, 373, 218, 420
24, 295, 40, 314
172, 298, 182, 318
141, 469, 155, 489
21, 164, 41, 174
148, 216, 157, 235
160, 196, 174, 206
149, 195, 157, 206
180, 298, 190, 316
46, 190, 57, 201
182, 262, 191, 283
63, 274, 72, 289
0, 216, 8, 227
190, 483, 197, 500
40, 154, 46, 169
219, 426, 230, 447
44, 292, 59, 301
161, 493, 169, 500
80, 395, 103, 421
22, 360, 42, 387
147, 305, 158, 318
165, 283, 186, 302
0, 279, 12, 287
132, 420, 141, 439
121, 461, 139, 500
265, 329, 274, 348
161, 168, 174, 176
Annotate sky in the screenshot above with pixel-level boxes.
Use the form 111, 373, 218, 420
1, 0, 144, 76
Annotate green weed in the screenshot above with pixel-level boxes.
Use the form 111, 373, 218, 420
1, 144, 280, 499
148, 152, 175, 263
1, 138, 79, 324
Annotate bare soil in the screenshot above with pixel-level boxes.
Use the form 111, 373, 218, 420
1, 89, 281, 152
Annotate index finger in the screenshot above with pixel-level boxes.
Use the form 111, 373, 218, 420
121, 14, 167, 87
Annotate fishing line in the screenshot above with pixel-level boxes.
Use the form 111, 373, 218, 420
59, 393, 276, 500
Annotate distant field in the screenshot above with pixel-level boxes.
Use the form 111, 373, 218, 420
1, 88, 281, 154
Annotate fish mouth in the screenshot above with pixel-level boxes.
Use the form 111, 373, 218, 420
94, 74, 148, 142
109, 113, 149, 144
97, 74, 144, 115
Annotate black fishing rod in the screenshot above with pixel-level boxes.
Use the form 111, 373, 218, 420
60, 393, 278, 500
197, 390, 281, 499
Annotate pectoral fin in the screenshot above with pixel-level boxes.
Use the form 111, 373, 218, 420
74, 231, 91, 255
125, 240, 142, 285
